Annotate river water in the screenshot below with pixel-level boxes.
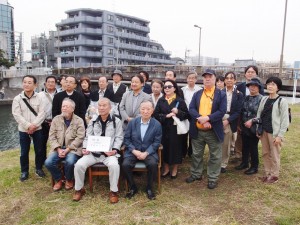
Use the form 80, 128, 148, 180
0, 105, 19, 151
0, 96, 299, 151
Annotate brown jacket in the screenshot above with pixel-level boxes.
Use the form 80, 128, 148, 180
48, 114, 85, 156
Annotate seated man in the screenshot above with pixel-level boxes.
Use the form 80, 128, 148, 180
122, 101, 162, 200
73, 97, 123, 203
45, 98, 85, 191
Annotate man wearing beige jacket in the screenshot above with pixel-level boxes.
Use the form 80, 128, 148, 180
45, 98, 85, 191
12, 75, 46, 182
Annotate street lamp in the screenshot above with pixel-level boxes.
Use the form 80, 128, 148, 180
194, 25, 202, 66
279, 0, 288, 77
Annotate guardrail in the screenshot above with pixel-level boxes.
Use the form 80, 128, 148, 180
0, 68, 52, 79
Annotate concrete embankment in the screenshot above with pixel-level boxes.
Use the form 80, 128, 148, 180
0, 88, 22, 105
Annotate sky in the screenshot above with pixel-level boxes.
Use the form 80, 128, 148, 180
8, 0, 300, 64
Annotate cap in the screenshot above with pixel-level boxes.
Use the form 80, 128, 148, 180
246, 78, 262, 88
202, 69, 216, 76
111, 69, 123, 78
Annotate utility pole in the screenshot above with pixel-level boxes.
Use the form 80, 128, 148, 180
279, 0, 288, 77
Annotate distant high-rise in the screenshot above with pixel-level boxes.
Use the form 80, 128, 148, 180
0, 0, 15, 62
54, 8, 175, 68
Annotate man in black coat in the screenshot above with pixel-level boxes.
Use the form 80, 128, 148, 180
52, 75, 86, 125
90, 76, 114, 102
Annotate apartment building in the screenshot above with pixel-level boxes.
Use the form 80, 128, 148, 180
54, 8, 175, 68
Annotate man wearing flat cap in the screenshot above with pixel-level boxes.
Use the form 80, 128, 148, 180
186, 69, 227, 189
107, 69, 128, 118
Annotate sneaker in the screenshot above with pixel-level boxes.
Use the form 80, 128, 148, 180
35, 169, 46, 178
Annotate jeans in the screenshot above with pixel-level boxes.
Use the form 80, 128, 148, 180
19, 130, 44, 173
45, 151, 80, 181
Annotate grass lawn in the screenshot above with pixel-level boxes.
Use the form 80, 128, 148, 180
0, 104, 299, 225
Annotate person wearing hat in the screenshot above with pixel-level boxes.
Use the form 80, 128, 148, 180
107, 69, 128, 118
254, 77, 289, 183
233, 65, 264, 163
186, 69, 227, 189
235, 77, 263, 175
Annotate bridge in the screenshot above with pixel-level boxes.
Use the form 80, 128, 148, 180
1, 65, 299, 92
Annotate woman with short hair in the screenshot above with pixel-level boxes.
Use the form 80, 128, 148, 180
255, 77, 289, 183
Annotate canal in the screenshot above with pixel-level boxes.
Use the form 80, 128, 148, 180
0, 105, 19, 151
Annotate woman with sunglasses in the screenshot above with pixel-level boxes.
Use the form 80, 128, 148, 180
154, 80, 189, 179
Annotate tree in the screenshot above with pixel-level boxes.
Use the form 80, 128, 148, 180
0, 49, 15, 68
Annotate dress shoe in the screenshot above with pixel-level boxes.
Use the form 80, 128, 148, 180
265, 176, 278, 184
72, 188, 86, 201
221, 167, 227, 173
65, 180, 74, 190
35, 169, 46, 178
244, 167, 258, 175
161, 171, 170, 178
20, 172, 29, 182
109, 191, 119, 204
125, 188, 138, 199
235, 163, 249, 170
53, 179, 63, 191
146, 189, 156, 200
207, 181, 217, 189
185, 176, 202, 183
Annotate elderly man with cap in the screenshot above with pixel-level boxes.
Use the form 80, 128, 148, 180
107, 69, 128, 118
235, 78, 263, 175
185, 69, 226, 189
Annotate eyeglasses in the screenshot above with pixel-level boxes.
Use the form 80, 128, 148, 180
164, 85, 174, 89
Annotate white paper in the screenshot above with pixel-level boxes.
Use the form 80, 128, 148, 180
86, 136, 111, 152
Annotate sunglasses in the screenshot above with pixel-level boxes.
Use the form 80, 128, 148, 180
164, 85, 174, 89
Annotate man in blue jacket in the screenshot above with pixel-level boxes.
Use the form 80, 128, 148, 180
122, 101, 162, 200
186, 69, 226, 189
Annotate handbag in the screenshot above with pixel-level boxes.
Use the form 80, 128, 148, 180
172, 116, 189, 135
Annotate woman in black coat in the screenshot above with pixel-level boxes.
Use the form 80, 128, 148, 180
154, 79, 189, 179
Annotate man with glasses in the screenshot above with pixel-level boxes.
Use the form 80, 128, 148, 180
220, 72, 243, 173
186, 69, 226, 189
52, 75, 86, 125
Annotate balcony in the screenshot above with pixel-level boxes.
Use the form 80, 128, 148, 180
57, 16, 103, 25
54, 51, 102, 58
54, 40, 102, 47
115, 20, 150, 32
115, 31, 149, 42
54, 28, 102, 37
116, 43, 171, 55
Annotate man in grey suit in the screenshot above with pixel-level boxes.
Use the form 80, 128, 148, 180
119, 74, 152, 130
122, 101, 162, 200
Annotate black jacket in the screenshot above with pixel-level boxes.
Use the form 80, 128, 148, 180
90, 89, 114, 102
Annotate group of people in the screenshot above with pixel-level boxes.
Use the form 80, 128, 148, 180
11, 65, 290, 204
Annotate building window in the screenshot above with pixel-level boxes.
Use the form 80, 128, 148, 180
108, 49, 113, 55
107, 26, 114, 33
108, 60, 113, 65
108, 14, 114, 21
108, 37, 113, 44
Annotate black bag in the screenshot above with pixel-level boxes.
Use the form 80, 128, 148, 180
256, 118, 263, 136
